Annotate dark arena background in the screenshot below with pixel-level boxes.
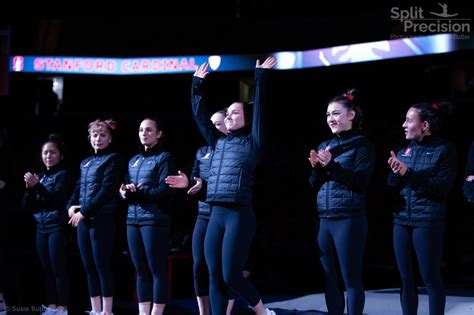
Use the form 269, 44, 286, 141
1, 7, 474, 315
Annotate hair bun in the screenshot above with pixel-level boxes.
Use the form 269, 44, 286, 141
344, 88, 359, 102
48, 133, 64, 145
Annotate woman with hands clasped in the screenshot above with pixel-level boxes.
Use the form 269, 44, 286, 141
67, 119, 125, 315
308, 89, 374, 315
120, 117, 176, 315
23, 134, 74, 315
387, 102, 456, 315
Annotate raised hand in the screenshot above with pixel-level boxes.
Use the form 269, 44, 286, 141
165, 170, 190, 188
256, 56, 277, 69
194, 62, 210, 79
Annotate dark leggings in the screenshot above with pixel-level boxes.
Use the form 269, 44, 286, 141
192, 217, 209, 297
393, 224, 445, 315
77, 216, 115, 297
317, 216, 367, 315
204, 204, 259, 314
127, 224, 170, 304
36, 229, 69, 306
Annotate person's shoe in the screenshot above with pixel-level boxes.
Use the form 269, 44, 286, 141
265, 308, 276, 315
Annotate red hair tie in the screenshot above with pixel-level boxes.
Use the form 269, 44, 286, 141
100, 120, 117, 130
345, 94, 354, 101
431, 103, 439, 110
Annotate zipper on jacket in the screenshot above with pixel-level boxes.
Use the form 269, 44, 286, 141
134, 156, 145, 223
326, 138, 339, 218
82, 157, 93, 212
214, 138, 228, 196
408, 146, 422, 219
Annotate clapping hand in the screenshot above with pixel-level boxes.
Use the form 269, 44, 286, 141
388, 151, 408, 176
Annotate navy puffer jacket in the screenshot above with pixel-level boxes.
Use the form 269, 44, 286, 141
67, 148, 125, 219
309, 129, 375, 218
125, 144, 176, 226
191, 68, 269, 206
388, 136, 457, 227
206, 129, 260, 205
23, 163, 75, 233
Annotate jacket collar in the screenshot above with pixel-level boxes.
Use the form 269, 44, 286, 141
227, 128, 249, 138
412, 135, 440, 147
92, 147, 113, 156
335, 128, 359, 139
44, 162, 65, 175
139, 143, 163, 156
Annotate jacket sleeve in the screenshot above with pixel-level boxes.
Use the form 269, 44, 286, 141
387, 171, 401, 187
66, 178, 81, 209
403, 144, 457, 199
325, 141, 375, 192
252, 68, 270, 151
132, 153, 177, 203
192, 77, 219, 148
23, 171, 75, 211
22, 188, 38, 211
309, 165, 328, 191
81, 155, 125, 218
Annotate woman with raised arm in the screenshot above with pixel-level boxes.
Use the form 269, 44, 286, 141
166, 109, 241, 315
191, 57, 276, 315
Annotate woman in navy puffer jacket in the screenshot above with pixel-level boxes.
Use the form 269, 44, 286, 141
309, 89, 374, 315
387, 102, 456, 315
23, 134, 74, 315
67, 119, 125, 315
192, 57, 276, 315
120, 117, 176, 315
